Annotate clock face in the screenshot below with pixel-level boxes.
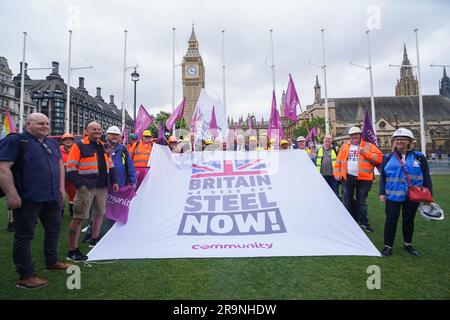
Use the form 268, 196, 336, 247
187, 65, 197, 76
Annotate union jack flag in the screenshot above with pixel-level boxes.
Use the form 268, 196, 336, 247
192, 159, 267, 178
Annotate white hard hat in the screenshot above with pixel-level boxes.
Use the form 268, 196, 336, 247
418, 202, 444, 221
296, 136, 306, 142
106, 126, 121, 135
392, 128, 414, 139
348, 127, 362, 135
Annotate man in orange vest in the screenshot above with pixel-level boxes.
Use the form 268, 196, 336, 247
333, 126, 383, 232
130, 130, 153, 168
60, 133, 76, 216
66, 122, 119, 261
127, 133, 138, 152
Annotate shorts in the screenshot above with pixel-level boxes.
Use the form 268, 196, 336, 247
73, 186, 107, 220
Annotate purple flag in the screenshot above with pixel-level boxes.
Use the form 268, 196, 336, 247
157, 121, 165, 145
362, 108, 378, 147
134, 105, 153, 141
209, 106, 219, 139
305, 127, 318, 149
165, 98, 185, 131
105, 185, 136, 224
135, 167, 149, 189
268, 91, 285, 139
284, 74, 300, 121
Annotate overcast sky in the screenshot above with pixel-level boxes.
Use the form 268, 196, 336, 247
2, 0, 450, 120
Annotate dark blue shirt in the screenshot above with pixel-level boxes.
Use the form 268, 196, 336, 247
0, 130, 61, 202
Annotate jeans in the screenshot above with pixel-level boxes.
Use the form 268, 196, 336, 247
323, 175, 339, 197
342, 175, 372, 225
384, 200, 419, 247
13, 200, 61, 279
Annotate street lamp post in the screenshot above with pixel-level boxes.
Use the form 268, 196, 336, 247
394, 113, 399, 129
131, 67, 139, 120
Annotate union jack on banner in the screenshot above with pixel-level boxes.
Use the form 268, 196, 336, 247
192, 159, 267, 178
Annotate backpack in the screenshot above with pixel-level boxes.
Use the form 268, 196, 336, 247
0, 133, 29, 197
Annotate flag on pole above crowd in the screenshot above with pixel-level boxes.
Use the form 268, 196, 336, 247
284, 74, 300, 121
268, 90, 285, 139
0, 109, 16, 139
157, 121, 165, 145
134, 105, 153, 141
362, 108, 378, 146
306, 127, 318, 149
190, 108, 200, 135
209, 106, 219, 139
191, 89, 228, 141
166, 98, 185, 131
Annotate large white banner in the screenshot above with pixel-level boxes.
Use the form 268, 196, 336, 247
88, 145, 380, 261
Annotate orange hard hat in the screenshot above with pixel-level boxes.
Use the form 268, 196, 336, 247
62, 133, 74, 140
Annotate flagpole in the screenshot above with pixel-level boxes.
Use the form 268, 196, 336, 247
366, 31, 376, 133
172, 27, 176, 136
222, 30, 226, 116
415, 28, 426, 155
270, 29, 276, 95
19, 32, 27, 133
65, 30, 72, 133
172, 27, 176, 112
321, 29, 330, 135
121, 30, 127, 133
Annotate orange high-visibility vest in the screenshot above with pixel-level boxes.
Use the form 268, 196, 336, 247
60, 145, 71, 167
66, 136, 114, 176
333, 140, 383, 181
130, 141, 152, 168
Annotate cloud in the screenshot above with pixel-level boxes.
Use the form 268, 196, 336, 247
2, 0, 449, 121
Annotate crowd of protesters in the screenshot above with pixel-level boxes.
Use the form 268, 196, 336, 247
0, 112, 435, 289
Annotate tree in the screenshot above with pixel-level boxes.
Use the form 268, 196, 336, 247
149, 111, 171, 138
293, 116, 330, 142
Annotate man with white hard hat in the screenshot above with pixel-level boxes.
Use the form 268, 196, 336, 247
334, 126, 383, 232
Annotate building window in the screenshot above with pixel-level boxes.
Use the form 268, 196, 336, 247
379, 121, 386, 129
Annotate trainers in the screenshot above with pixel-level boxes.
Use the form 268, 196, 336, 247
45, 261, 72, 270
88, 237, 100, 248
381, 246, 392, 257
16, 276, 49, 289
361, 224, 375, 233
7, 221, 16, 232
404, 245, 420, 256
67, 248, 88, 262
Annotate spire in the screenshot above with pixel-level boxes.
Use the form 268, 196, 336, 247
314, 75, 322, 105
189, 23, 197, 42
444, 67, 448, 78
402, 43, 410, 65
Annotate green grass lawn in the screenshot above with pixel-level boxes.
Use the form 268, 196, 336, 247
1, 175, 449, 300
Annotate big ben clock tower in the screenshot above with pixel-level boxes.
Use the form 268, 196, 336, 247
182, 24, 205, 126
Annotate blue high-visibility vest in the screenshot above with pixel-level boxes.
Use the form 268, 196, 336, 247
384, 151, 424, 202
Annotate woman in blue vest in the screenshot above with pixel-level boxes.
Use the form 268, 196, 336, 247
379, 128, 432, 257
